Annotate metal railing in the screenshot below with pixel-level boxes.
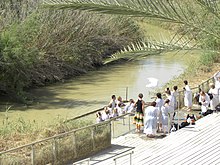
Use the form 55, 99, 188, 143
72, 158, 90, 165
0, 121, 111, 165
113, 150, 134, 165
177, 77, 215, 109
175, 76, 215, 129
0, 77, 216, 165
0, 112, 134, 165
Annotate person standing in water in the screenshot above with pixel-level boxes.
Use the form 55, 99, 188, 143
134, 93, 145, 132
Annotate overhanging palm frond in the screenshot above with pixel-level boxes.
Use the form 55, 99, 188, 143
43, 0, 182, 23
43, 0, 220, 40
196, 0, 220, 19
104, 38, 199, 64
43, 0, 220, 63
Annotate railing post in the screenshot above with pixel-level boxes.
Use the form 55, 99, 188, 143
177, 100, 180, 130
201, 83, 204, 91
31, 144, 35, 165
53, 138, 57, 164
128, 115, 131, 132
72, 131, 77, 159
129, 151, 133, 165
91, 127, 95, 151
111, 120, 115, 138
168, 113, 170, 134
113, 151, 134, 165
125, 87, 128, 101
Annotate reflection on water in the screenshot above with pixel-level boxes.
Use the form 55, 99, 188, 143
0, 53, 187, 126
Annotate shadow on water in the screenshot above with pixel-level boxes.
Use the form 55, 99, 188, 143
0, 99, 107, 112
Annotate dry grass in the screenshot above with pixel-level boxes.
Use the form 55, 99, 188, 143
0, 121, 111, 164
165, 62, 220, 90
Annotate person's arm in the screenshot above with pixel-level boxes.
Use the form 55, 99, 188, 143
142, 100, 145, 114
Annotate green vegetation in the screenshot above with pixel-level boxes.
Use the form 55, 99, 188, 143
0, 118, 110, 164
2, 0, 220, 163
43, 0, 220, 67
0, 0, 143, 101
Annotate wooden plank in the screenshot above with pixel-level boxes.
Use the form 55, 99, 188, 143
146, 122, 220, 164
88, 113, 220, 165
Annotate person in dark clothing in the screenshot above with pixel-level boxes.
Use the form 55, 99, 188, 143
134, 93, 145, 132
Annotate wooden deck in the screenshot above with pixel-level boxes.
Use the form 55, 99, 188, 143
74, 112, 220, 165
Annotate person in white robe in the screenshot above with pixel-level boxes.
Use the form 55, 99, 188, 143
165, 90, 175, 123
102, 107, 110, 121
155, 93, 164, 132
161, 99, 172, 134
108, 95, 117, 115
183, 80, 192, 111
214, 71, 220, 102
144, 101, 158, 138
171, 86, 179, 110
116, 96, 125, 115
199, 91, 210, 115
208, 83, 219, 111
96, 112, 103, 123
124, 99, 135, 113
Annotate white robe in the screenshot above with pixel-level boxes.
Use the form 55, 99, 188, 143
143, 106, 157, 135
209, 88, 219, 110
155, 98, 164, 124
214, 72, 220, 103
184, 85, 193, 107
167, 95, 175, 113
161, 105, 170, 132
199, 93, 210, 113
124, 103, 135, 113
171, 90, 178, 109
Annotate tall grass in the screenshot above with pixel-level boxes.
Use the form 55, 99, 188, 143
0, 0, 143, 101
0, 119, 110, 164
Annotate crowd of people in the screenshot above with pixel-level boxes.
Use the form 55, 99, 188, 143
96, 71, 220, 138
95, 95, 134, 123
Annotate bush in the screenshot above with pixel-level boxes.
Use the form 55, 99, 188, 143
0, 1, 143, 100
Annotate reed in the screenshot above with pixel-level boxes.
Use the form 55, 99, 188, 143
0, 0, 142, 100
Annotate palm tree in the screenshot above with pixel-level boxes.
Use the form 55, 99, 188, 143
42, 0, 220, 62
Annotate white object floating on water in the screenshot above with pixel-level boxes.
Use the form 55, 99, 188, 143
146, 77, 159, 87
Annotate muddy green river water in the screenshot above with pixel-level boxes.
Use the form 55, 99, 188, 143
0, 24, 198, 126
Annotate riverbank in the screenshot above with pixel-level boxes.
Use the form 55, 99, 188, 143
165, 61, 220, 90
0, 1, 143, 101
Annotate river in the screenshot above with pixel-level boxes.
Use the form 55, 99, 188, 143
0, 24, 196, 126
0, 52, 189, 126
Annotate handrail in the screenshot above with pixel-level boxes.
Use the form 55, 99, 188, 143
4, 76, 212, 155
72, 158, 90, 165
0, 76, 216, 164
0, 112, 133, 155
65, 106, 105, 122
65, 87, 130, 122
113, 150, 134, 165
